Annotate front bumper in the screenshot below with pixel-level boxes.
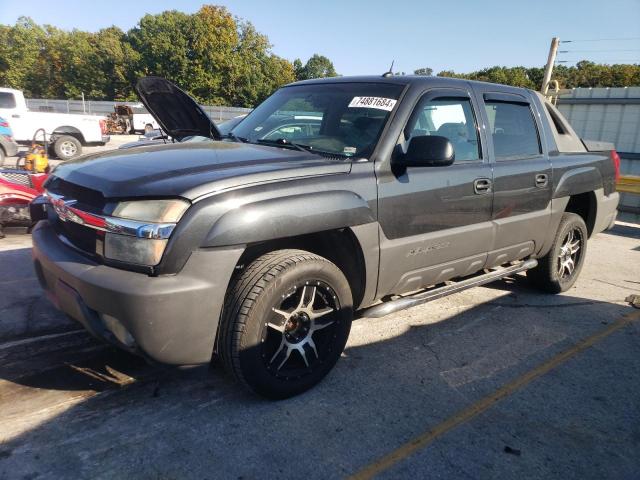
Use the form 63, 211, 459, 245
31, 220, 243, 365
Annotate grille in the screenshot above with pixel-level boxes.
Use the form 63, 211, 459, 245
0, 171, 32, 188
46, 177, 106, 212
53, 216, 99, 256
46, 177, 105, 256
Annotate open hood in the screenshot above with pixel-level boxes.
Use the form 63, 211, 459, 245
135, 76, 221, 141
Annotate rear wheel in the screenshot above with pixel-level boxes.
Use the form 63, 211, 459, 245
219, 249, 353, 399
527, 212, 588, 293
53, 135, 82, 160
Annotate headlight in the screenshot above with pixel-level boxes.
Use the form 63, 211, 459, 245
104, 234, 167, 266
102, 198, 190, 266
112, 199, 189, 223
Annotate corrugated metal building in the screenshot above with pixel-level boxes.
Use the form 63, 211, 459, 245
558, 87, 640, 219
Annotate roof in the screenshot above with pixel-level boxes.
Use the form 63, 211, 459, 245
287, 75, 534, 96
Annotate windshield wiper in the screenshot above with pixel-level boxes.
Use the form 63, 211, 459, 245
223, 132, 248, 143
172, 128, 205, 134
256, 138, 317, 155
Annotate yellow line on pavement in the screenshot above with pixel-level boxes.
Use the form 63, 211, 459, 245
349, 309, 640, 480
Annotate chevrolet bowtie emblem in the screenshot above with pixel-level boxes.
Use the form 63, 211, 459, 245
51, 198, 80, 223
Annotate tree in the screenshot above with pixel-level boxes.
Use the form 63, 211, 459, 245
294, 54, 338, 81
0, 17, 45, 94
414, 67, 433, 76
435, 62, 640, 89
293, 58, 304, 80
126, 6, 295, 106
94, 27, 140, 100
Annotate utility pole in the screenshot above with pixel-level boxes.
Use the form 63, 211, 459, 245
541, 37, 560, 95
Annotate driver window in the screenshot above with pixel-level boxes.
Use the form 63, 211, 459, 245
405, 97, 481, 162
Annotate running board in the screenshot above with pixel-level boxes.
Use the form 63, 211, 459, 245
362, 259, 538, 318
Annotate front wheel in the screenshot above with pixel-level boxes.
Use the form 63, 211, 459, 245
219, 249, 353, 399
527, 212, 588, 293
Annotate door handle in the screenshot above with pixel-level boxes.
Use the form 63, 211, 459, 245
11, 114, 20, 118
473, 178, 492, 194
535, 173, 548, 188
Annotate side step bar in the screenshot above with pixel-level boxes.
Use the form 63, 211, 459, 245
362, 259, 538, 318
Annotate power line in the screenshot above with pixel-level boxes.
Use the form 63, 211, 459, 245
557, 60, 640, 63
558, 49, 640, 53
561, 37, 640, 43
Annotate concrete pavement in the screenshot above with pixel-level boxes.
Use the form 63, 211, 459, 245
0, 224, 638, 479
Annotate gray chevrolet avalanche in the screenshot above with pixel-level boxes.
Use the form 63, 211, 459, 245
30, 75, 619, 398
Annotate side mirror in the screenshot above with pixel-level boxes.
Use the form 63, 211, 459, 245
396, 135, 455, 167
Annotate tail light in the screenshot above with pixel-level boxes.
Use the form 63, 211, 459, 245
99, 119, 108, 135
611, 150, 621, 182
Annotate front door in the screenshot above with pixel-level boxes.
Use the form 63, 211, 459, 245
376, 87, 494, 297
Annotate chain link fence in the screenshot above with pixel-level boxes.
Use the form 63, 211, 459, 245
25, 98, 252, 122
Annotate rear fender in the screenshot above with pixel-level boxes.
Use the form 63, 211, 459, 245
553, 166, 603, 199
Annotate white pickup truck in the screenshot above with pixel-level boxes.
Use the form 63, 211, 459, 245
0, 88, 109, 160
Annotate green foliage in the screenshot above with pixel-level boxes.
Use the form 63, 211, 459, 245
293, 54, 338, 81
436, 62, 640, 89
0, 6, 306, 107
0, 17, 45, 94
414, 67, 433, 76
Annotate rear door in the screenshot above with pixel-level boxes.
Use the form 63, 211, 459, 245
473, 89, 552, 266
376, 87, 494, 297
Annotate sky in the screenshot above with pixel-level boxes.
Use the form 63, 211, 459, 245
1, 0, 639, 75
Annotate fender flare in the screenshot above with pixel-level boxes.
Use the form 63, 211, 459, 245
52, 126, 85, 144
203, 190, 375, 247
553, 166, 603, 199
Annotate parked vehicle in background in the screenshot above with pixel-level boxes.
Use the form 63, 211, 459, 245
105, 104, 160, 135
117, 114, 247, 150
130, 111, 159, 134
31, 75, 619, 399
0, 116, 19, 165
0, 169, 47, 237
0, 88, 109, 160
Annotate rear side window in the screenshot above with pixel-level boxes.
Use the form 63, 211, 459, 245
485, 101, 541, 160
0, 92, 16, 109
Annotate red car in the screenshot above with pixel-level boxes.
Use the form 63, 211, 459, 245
0, 170, 48, 237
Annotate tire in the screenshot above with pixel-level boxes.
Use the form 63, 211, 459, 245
53, 135, 82, 160
527, 212, 588, 293
219, 249, 353, 399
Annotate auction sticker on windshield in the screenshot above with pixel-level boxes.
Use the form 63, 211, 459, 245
348, 97, 397, 111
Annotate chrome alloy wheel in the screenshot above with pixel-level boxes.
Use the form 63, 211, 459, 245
60, 140, 78, 158
263, 283, 339, 376
557, 227, 582, 279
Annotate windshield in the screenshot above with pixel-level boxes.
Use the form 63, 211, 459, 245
230, 82, 404, 158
